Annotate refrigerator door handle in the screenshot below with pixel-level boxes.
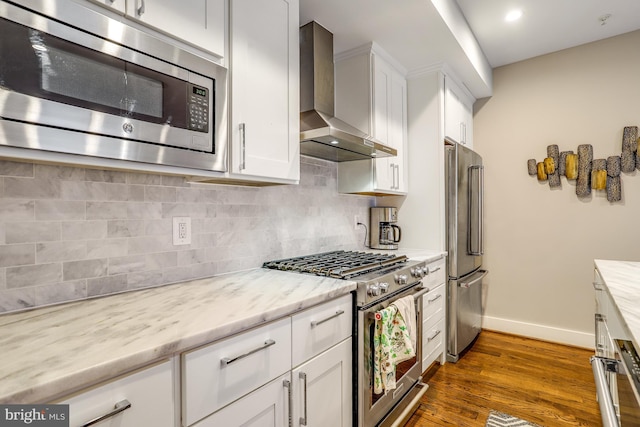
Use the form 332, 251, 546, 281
459, 270, 488, 288
468, 165, 484, 256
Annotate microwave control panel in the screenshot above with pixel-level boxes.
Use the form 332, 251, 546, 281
187, 84, 209, 133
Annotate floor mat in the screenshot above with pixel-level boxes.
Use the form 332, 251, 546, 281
485, 410, 543, 427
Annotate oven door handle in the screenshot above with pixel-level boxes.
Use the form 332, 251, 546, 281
590, 356, 620, 427
413, 286, 431, 300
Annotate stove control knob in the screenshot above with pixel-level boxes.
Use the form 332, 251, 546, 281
395, 274, 408, 285
379, 282, 389, 293
367, 283, 381, 296
416, 267, 425, 277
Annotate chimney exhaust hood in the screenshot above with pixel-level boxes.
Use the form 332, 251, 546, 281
299, 21, 397, 162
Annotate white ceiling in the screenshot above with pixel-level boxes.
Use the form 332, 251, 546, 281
299, 0, 640, 98
457, 0, 640, 68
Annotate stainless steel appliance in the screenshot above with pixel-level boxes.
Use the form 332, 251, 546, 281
592, 340, 640, 427
592, 279, 640, 427
0, 0, 228, 171
299, 21, 396, 162
370, 207, 402, 250
263, 250, 430, 427
445, 140, 488, 362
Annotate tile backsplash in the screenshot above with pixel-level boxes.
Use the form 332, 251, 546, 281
0, 156, 374, 313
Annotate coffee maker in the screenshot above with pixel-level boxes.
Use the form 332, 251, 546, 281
369, 207, 402, 250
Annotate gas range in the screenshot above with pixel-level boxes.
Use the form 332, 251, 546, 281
263, 250, 428, 307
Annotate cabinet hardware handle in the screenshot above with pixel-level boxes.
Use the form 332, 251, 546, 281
299, 372, 308, 426
427, 294, 443, 304
80, 399, 131, 427
390, 163, 395, 189
429, 266, 441, 274
310, 310, 345, 328
591, 356, 619, 427
395, 164, 400, 190
136, 0, 145, 16
239, 122, 246, 170
220, 339, 276, 366
427, 329, 442, 342
592, 281, 604, 290
283, 379, 293, 427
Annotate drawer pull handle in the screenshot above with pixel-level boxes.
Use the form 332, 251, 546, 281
427, 294, 443, 304
80, 399, 131, 427
310, 310, 345, 328
429, 266, 441, 273
221, 339, 276, 366
427, 330, 442, 342
593, 281, 604, 291
299, 372, 308, 425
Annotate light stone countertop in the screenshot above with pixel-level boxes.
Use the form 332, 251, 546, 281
0, 268, 356, 404
594, 259, 640, 350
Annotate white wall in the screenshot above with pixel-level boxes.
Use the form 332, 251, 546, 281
474, 30, 640, 348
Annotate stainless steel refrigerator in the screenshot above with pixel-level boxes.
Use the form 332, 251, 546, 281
445, 140, 488, 362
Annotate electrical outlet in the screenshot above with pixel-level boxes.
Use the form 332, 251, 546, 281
354, 215, 360, 230
173, 217, 191, 245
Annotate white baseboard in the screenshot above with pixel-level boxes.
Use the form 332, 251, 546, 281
482, 315, 595, 349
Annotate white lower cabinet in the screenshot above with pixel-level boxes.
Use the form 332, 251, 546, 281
192, 373, 290, 427
182, 317, 292, 426
182, 294, 353, 427
291, 338, 352, 427
421, 257, 447, 370
60, 360, 175, 427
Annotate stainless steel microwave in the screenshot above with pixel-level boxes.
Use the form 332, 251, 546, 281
0, 1, 228, 172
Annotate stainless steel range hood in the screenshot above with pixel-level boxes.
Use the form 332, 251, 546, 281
299, 21, 397, 162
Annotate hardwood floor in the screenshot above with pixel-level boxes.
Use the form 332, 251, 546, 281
404, 330, 602, 427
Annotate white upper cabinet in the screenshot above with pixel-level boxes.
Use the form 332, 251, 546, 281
125, 0, 225, 58
228, 0, 300, 183
335, 44, 408, 195
444, 75, 474, 148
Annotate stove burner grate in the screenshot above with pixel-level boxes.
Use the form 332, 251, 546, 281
262, 250, 408, 279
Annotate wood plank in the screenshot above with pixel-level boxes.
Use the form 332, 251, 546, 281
404, 330, 602, 427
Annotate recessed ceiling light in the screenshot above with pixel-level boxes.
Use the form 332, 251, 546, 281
505, 9, 523, 22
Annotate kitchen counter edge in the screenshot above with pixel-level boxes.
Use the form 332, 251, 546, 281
0, 268, 356, 404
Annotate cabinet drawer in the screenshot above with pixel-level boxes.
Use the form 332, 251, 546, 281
422, 317, 446, 370
422, 283, 445, 326
292, 294, 352, 367
423, 257, 446, 290
182, 317, 291, 426
60, 360, 175, 427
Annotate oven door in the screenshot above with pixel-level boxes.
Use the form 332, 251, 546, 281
357, 283, 429, 427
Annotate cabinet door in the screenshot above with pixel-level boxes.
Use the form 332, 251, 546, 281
229, 0, 300, 182
388, 70, 407, 192
192, 373, 290, 427
126, 0, 225, 57
444, 76, 474, 148
61, 360, 175, 427
291, 338, 352, 427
